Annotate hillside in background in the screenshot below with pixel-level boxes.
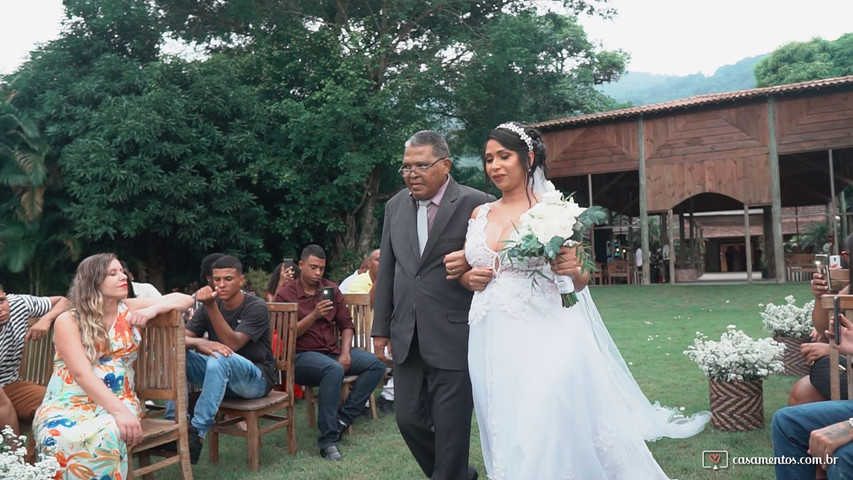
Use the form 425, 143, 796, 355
598, 54, 768, 106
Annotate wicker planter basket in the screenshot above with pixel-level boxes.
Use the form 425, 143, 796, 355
709, 379, 764, 431
775, 336, 810, 376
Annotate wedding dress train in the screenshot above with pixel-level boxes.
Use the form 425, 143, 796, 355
466, 203, 709, 480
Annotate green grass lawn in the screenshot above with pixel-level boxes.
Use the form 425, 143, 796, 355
150, 283, 807, 480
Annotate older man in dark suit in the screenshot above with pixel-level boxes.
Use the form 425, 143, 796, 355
372, 130, 492, 480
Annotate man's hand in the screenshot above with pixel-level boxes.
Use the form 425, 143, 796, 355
195, 286, 219, 306
444, 249, 471, 280
195, 339, 233, 357
312, 299, 334, 319
24, 317, 52, 341
373, 337, 392, 365
466, 267, 494, 292
337, 350, 352, 371
800, 342, 830, 364
808, 420, 853, 469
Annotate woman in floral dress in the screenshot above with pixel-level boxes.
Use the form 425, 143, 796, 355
33, 253, 192, 480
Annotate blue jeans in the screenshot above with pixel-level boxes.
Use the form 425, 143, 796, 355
772, 400, 853, 479
185, 350, 268, 437
295, 349, 385, 448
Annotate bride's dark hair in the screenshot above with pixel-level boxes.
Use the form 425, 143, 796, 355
483, 121, 548, 206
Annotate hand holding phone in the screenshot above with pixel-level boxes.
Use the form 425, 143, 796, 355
322, 287, 335, 301
834, 295, 842, 346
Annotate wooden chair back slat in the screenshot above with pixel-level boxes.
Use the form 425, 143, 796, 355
19, 318, 56, 386
343, 293, 372, 352
268, 302, 298, 398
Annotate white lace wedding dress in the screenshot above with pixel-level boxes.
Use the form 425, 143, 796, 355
466, 203, 710, 480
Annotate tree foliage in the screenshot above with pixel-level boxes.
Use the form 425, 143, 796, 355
754, 34, 853, 87
3, 0, 626, 287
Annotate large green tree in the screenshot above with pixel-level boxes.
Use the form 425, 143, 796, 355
754, 33, 853, 87
152, 0, 627, 272
5, 0, 626, 286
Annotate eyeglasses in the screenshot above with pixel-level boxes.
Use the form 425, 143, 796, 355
397, 158, 448, 177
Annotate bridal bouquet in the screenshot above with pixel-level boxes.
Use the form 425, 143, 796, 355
502, 181, 605, 307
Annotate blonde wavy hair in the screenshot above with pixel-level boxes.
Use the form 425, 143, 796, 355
68, 253, 118, 364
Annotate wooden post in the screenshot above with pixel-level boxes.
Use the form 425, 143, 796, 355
744, 204, 753, 283
669, 209, 676, 284
829, 149, 839, 255
768, 97, 785, 283
638, 117, 650, 285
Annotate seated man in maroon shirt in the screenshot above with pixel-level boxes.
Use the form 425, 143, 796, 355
274, 244, 385, 462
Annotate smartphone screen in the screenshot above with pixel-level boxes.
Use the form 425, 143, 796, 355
322, 287, 335, 301
834, 295, 842, 345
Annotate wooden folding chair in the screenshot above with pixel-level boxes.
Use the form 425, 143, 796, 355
607, 260, 630, 284
304, 293, 379, 429
130, 310, 193, 480
208, 302, 298, 472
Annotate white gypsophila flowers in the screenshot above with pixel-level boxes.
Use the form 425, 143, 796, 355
683, 325, 785, 382
760, 295, 815, 338
0, 426, 59, 480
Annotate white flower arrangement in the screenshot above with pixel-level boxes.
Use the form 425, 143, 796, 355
502, 181, 605, 307
0, 426, 59, 480
759, 295, 815, 338
683, 325, 785, 382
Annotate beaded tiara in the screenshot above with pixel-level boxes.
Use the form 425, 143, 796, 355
495, 122, 533, 151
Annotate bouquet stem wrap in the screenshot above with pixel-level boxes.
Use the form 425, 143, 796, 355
554, 274, 577, 307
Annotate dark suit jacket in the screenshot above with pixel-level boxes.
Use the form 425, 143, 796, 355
372, 177, 492, 371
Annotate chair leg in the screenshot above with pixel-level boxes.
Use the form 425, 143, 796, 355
246, 412, 261, 472
209, 426, 220, 464
286, 406, 297, 456
340, 383, 353, 434
304, 386, 316, 428
368, 392, 379, 419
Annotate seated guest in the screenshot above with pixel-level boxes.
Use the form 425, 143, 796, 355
346, 249, 380, 295
32, 253, 193, 480
183, 255, 278, 464
0, 285, 68, 434
265, 260, 297, 302
339, 253, 371, 294
772, 312, 853, 479
275, 244, 385, 461
788, 271, 850, 405
119, 260, 162, 299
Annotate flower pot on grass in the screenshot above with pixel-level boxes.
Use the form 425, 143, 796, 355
774, 335, 811, 376
708, 379, 764, 431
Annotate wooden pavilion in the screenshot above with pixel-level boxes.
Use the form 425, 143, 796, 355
532, 75, 853, 284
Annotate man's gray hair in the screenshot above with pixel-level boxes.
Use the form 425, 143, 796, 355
405, 130, 451, 160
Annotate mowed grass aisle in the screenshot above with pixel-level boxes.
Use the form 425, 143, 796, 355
152, 283, 804, 480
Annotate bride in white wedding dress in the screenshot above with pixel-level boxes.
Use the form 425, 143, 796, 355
460, 122, 710, 480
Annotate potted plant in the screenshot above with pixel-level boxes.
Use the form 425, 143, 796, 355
0, 427, 59, 480
760, 295, 815, 376
684, 325, 785, 431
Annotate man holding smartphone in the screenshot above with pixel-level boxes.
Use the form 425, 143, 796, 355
275, 244, 385, 461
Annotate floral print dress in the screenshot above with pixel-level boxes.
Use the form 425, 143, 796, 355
33, 303, 142, 480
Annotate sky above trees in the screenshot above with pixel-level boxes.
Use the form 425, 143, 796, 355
5, 0, 852, 76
